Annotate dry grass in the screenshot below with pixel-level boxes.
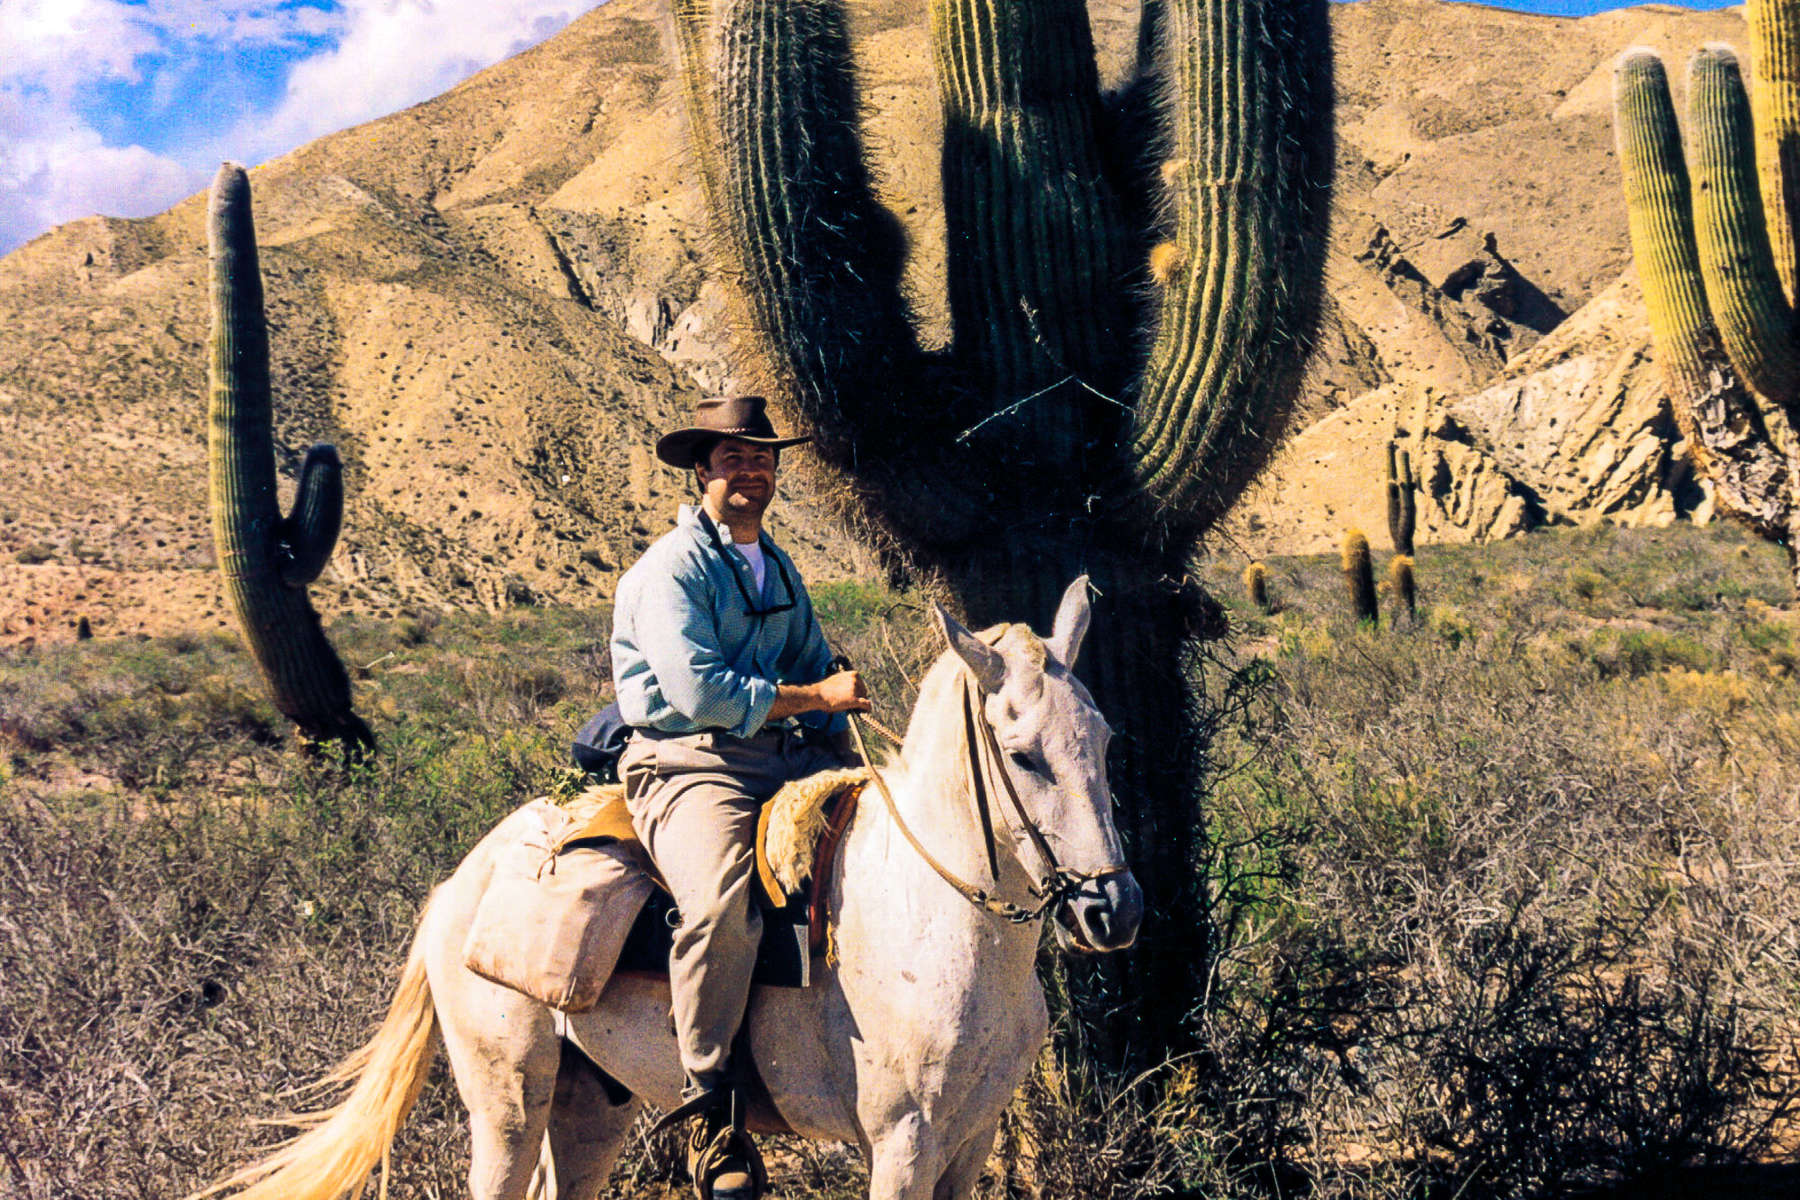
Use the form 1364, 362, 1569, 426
2, 527, 1798, 1198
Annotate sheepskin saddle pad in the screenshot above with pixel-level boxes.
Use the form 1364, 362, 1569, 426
555, 766, 869, 907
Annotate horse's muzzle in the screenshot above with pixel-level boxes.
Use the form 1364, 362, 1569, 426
1055, 870, 1143, 954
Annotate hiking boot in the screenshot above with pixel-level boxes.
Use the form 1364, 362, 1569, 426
687, 1117, 763, 1200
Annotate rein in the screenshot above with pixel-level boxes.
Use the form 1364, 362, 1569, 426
847, 673, 1126, 926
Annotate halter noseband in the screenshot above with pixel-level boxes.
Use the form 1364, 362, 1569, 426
850, 671, 1129, 927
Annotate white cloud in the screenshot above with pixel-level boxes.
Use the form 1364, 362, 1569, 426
237, 1, 603, 164
0, 0, 158, 87
0, 0, 333, 252
0, 0, 606, 255
0, 120, 203, 251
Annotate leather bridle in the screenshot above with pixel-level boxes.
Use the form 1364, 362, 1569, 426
848, 672, 1130, 927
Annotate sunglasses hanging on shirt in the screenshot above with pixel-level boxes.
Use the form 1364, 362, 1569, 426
697, 510, 797, 616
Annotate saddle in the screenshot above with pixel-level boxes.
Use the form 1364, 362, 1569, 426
462, 769, 866, 1012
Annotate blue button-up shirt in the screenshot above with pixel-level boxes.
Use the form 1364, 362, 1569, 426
611, 505, 843, 737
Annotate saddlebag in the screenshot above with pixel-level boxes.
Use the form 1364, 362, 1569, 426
461, 798, 653, 1012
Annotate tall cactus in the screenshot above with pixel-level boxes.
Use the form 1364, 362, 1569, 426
208, 163, 373, 752
1614, 1, 1800, 589
671, 0, 1331, 1057
1386, 441, 1417, 556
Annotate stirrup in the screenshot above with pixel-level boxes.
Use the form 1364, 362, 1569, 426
687, 1117, 766, 1200
651, 1082, 766, 1200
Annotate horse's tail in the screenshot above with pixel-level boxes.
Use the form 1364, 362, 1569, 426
189, 898, 439, 1200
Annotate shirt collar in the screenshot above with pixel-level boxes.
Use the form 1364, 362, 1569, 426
680, 503, 772, 555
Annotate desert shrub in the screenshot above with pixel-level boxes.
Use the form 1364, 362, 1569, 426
1168, 579, 1800, 1198
1741, 612, 1800, 676
1586, 627, 1717, 678
1568, 565, 1609, 601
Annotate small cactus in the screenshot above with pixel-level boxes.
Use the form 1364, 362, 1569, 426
1244, 561, 1271, 613
1388, 554, 1417, 621
207, 162, 372, 752
1386, 441, 1416, 556
1342, 529, 1378, 626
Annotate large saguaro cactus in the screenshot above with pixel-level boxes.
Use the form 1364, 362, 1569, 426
672, 0, 1331, 1055
1614, 0, 1800, 589
208, 163, 373, 751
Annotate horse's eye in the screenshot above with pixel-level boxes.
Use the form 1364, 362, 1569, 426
1008, 750, 1039, 775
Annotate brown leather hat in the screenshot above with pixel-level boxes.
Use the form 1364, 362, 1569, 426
655, 395, 811, 469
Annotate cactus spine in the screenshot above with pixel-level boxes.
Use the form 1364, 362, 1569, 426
1613, 1, 1800, 590
1244, 561, 1271, 613
207, 163, 372, 751
673, 0, 1331, 1061
1342, 529, 1378, 626
1386, 441, 1416, 556
1388, 554, 1417, 621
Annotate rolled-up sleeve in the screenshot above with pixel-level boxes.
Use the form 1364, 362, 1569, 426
785, 573, 847, 734
631, 566, 777, 736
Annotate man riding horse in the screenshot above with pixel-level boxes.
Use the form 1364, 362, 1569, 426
610, 395, 870, 1200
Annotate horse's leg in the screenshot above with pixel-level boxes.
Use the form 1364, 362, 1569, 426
425, 862, 562, 1199
529, 1042, 642, 1200
442, 1009, 560, 1199
931, 1121, 1000, 1200
866, 1117, 948, 1200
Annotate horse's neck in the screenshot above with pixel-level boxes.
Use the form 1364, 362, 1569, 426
842, 666, 1040, 939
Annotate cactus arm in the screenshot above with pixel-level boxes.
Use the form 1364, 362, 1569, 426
703, 0, 922, 453
279, 443, 344, 588
931, 0, 1131, 448
672, 0, 730, 225
1128, 0, 1333, 533
1133, 0, 1167, 84
1752, 0, 1800, 302
1688, 47, 1800, 407
1615, 51, 1716, 397
208, 163, 372, 751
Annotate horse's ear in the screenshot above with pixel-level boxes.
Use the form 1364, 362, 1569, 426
935, 603, 1006, 693
1048, 575, 1092, 668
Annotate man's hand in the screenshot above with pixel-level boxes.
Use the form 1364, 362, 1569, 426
769, 670, 871, 720
816, 669, 870, 713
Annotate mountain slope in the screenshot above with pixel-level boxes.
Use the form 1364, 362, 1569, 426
0, 0, 1749, 641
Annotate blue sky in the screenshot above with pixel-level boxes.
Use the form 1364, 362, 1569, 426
0, 0, 1745, 256
1486, 0, 1733, 12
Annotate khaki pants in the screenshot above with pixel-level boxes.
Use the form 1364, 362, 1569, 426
619, 726, 847, 1095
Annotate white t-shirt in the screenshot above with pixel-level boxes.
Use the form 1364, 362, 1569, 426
734, 538, 767, 595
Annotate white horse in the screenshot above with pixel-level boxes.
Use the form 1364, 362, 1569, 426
200, 577, 1143, 1200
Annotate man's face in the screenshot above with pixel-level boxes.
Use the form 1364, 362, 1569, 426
696, 438, 778, 520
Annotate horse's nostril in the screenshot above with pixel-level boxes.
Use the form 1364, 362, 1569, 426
1102, 873, 1144, 948
1085, 907, 1114, 945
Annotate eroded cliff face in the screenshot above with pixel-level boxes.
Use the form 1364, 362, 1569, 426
0, 0, 1748, 641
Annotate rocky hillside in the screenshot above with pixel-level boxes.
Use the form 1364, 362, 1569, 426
0, 0, 1749, 642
